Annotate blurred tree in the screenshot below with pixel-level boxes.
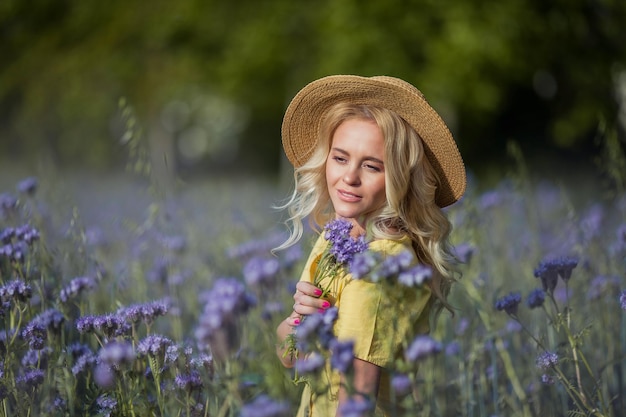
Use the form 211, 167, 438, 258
0, 0, 624, 175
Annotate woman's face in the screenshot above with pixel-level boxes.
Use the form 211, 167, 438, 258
326, 118, 387, 235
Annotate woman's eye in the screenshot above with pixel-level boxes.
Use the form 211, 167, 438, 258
332, 156, 347, 163
364, 164, 382, 172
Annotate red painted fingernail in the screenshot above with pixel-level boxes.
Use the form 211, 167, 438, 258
314, 289, 323, 296
294, 319, 300, 325
322, 301, 330, 308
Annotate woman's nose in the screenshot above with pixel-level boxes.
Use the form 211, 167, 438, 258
343, 165, 361, 185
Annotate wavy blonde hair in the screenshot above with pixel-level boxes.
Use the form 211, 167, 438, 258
277, 103, 458, 312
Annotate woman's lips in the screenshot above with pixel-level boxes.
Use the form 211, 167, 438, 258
337, 189, 361, 202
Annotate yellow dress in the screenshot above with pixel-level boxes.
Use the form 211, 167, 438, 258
295, 234, 433, 417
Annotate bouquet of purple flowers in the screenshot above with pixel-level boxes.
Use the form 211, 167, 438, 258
283, 219, 368, 363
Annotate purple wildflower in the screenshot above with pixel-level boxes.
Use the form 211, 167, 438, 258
16, 369, 45, 389
0, 193, 18, 212
71, 350, 96, 375
324, 219, 368, 264
337, 397, 374, 417
330, 339, 354, 373
160, 235, 187, 252
96, 394, 118, 415
527, 288, 545, 309
16, 177, 38, 195
374, 251, 414, 281
541, 374, 555, 385
99, 341, 136, 366
0, 227, 15, 244
195, 278, 255, 344
243, 256, 280, 286
15, 224, 40, 245
0, 279, 32, 303
536, 351, 559, 370
117, 299, 170, 325
455, 318, 470, 336
348, 251, 378, 279
21, 347, 52, 368
240, 395, 291, 417
93, 313, 131, 338
620, 290, 626, 311
22, 322, 47, 350
137, 334, 174, 357
398, 264, 432, 287
295, 352, 325, 375
59, 276, 97, 303
453, 242, 476, 264
391, 373, 412, 396
405, 335, 443, 362
175, 370, 203, 392
76, 315, 96, 334
534, 256, 579, 292
495, 292, 522, 315
31, 308, 65, 331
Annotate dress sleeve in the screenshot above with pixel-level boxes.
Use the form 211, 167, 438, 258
333, 241, 433, 368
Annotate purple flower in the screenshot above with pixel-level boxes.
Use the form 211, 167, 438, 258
71, 350, 96, 376
137, 334, 174, 357
59, 276, 97, 303
195, 278, 255, 344
32, 308, 65, 331
22, 322, 47, 350
0, 227, 15, 244
99, 341, 136, 366
455, 318, 470, 336
526, 288, 545, 309
534, 256, 578, 292
536, 351, 559, 370
16, 369, 45, 389
374, 251, 414, 281
337, 397, 374, 417
391, 373, 412, 396
330, 339, 354, 373
21, 347, 52, 368
15, 224, 40, 245
76, 315, 96, 334
96, 394, 118, 414
240, 395, 291, 417
0, 279, 32, 303
398, 264, 432, 287
295, 352, 325, 375
243, 256, 280, 286
324, 219, 368, 264
495, 292, 522, 315
620, 290, 626, 311
453, 242, 475, 264
93, 313, 131, 338
348, 251, 378, 279
0, 193, 18, 212
541, 373, 555, 385
16, 177, 38, 195
175, 370, 203, 392
405, 335, 442, 362
118, 299, 169, 324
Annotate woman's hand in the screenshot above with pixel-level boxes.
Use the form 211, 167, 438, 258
292, 281, 333, 319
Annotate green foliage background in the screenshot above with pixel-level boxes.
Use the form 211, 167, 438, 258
1, 0, 625, 176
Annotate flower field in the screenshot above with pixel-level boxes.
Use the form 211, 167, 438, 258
0, 166, 624, 417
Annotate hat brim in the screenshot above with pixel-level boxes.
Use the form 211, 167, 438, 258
281, 75, 466, 207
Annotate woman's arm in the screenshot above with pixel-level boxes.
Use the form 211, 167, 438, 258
337, 358, 381, 417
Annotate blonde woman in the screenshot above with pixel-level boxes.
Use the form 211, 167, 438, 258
275, 75, 466, 417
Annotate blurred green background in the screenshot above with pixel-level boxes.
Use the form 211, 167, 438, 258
1, 0, 625, 183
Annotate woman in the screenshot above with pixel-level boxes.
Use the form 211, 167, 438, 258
275, 75, 466, 416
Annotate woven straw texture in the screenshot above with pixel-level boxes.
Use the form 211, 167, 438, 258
281, 75, 466, 207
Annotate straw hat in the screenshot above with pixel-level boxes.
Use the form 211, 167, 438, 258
281, 75, 466, 207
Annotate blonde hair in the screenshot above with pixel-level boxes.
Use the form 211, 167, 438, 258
277, 103, 458, 312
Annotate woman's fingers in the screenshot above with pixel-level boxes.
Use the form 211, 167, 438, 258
293, 286, 332, 316
295, 281, 323, 297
